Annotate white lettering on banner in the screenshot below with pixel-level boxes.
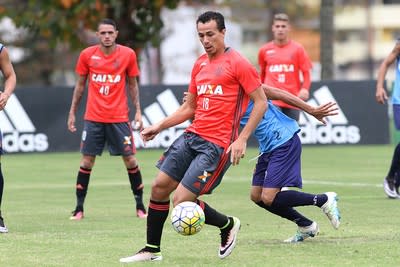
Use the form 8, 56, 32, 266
133, 89, 189, 149
298, 85, 361, 144
0, 94, 49, 152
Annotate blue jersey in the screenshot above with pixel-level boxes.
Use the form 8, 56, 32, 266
393, 56, 400, 105
241, 100, 300, 153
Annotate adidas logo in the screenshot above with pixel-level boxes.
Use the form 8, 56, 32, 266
132, 89, 189, 148
0, 94, 48, 152
298, 85, 361, 144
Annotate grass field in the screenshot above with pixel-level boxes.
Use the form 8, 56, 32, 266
0, 145, 399, 266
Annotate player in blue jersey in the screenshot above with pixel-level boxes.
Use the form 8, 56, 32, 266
0, 43, 17, 233
376, 40, 400, 198
242, 85, 341, 242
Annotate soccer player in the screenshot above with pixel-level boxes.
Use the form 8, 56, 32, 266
245, 85, 341, 242
376, 39, 400, 198
0, 43, 17, 233
258, 13, 312, 121
67, 18, 147, 220
119, 11, 267, 263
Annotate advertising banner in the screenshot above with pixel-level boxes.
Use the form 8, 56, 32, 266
0, 80, 389, 153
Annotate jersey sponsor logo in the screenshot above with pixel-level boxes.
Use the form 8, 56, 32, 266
299, 85, 361, 144
91, 55, 101, 60
132, 89, 190, 148
268, 64, 294, 73
0, 94, 49, 152
91, 73, 121, 83
197, 84, 224, 95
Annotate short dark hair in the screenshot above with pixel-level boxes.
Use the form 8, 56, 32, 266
98, 18, 117, 30
196, 11, 225, 31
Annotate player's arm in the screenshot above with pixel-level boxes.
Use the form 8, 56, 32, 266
263, 84, 337, 124
298, 69, 311, 101
258, 48, 266, 82
127, 76, 143, 129
141, 92, 196, 141
67, 75, 87, 132
376, 42, 400, 104
0, 47, 16, 111
228, 86, 267, 165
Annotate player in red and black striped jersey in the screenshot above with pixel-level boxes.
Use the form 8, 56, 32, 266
67, 18, 147, 220
120, 11, 267, 263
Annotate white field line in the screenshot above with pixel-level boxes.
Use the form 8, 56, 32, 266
6, 178, 383, 189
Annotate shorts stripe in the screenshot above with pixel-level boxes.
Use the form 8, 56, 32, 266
200, 148, 229, 195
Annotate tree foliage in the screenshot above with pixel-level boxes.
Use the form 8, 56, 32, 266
0, 0, 181, 50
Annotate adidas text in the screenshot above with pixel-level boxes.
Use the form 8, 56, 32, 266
299, 123, 360, 144
3, 131, 49, 152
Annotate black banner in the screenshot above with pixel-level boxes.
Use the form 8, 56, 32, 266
0, 80, 389, 153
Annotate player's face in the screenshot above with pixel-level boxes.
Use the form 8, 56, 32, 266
97, 24, 118, 48
197, 20, 225, 58
272, 20, 290, 43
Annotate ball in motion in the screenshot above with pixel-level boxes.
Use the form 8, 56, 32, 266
171, 201, 205, 236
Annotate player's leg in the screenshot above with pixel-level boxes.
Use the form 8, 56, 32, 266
122, 155, 147, 218
106, 122, 147, 217
179, 133, 240, 259
0, 155, 7, 233
70, 121, 104, 220
120, 133, 193, 263
384, 104, 400, 198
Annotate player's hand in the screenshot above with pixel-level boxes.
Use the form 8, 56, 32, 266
68, 113, 77, 132
133, 111, 143, 131
0, 92, 10, 111
376, 87, 388, 104
226, 137, 246, 166
141, 124, 161, 142
298, 88, 310, 101
309, 102, 338, 125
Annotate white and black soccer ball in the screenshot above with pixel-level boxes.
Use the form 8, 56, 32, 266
171, 201, 205, 236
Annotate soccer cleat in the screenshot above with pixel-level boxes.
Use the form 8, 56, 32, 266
136, 208, 147, 219
119, 248, 162, 263
284, 222, 319, 243
69, 210, 84, 221
0, 216, 8, 233
219, 216, 241, 259
321, 192, 341, 229
383, 176, 398, 198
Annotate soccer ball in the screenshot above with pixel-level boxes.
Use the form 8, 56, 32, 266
171, 201, 205, 236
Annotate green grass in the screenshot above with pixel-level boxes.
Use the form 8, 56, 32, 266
0, 145, 399, 266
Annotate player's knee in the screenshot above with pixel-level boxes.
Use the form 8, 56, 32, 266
261, 194, 275, 206
123, 155, 138, 168
250, 192, 261, 203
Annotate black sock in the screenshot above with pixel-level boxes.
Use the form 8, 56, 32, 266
388, 143, 400, 178
146, 200, 170, 251
0, 163, 3, 209
75, 167, 91, 211
196, 199, 230, 229
128, 166, 145, 210
256, 201, 312, 227
273, 190, 328, 208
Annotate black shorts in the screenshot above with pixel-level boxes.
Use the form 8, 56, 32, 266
80, 120, 136, 156
276, 107, 300, 121
156, 132, 231, 196
0, 129, 3, 155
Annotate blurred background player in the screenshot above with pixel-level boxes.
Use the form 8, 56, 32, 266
244, 85, 341, 242
0, 43, 17, 233
258, 13, 312, 121
376, 39, 400, 198
67, 18, 147, 220
119, 11, 267, 263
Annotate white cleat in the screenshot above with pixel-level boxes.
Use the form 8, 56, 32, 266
119, 249, 162, 263
284, 222, 319, 243
321, 192, 341, 229
219, 216, 241, 259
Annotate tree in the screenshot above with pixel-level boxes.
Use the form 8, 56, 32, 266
0, 0, 182, 85
320, 0, 334, 80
